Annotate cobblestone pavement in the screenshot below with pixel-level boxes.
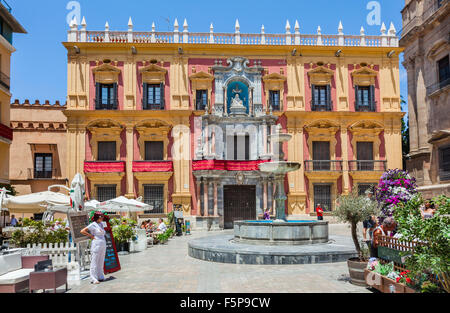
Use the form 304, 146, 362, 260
66, 224, 371, 293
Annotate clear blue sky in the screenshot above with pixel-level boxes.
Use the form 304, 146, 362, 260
9, 0, 407, 111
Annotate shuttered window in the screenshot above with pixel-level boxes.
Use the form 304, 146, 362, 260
145, 141, 164, 161
313, 141, 331, 171
357, 142, 374, 171
98, 141, 116, 161
34, 153, 53, 179
196, 90, 208, 111
143, 83, 165, 110
311, 85, 332, 111
269, 90, 281, 111
355, 85, 376, 111
95, 83, 118, 110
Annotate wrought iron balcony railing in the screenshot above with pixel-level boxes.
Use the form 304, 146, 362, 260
426, 77, 450, 96
94, 99, 119, 110
28, 169, 61, 180
311, 101, 333, 112
305, 160, 343, 172
348, 160, 387, 172
142, 101, 165, 110
355, 101, 377, 112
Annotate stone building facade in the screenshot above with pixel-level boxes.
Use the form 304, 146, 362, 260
64, 18, 404, 229
0, 3, 26, 185
9, 100, 67, 196
401, 0, 450, 198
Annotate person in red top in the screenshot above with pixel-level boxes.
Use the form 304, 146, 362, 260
316, 204, 324, 221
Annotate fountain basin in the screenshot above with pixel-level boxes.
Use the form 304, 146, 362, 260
234, 220, 329, 246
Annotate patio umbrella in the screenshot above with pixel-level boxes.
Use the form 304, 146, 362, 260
84, 200, 100, 210
70, 173, 86, 212
2, 191, 70, 213
96, 196, 153, 213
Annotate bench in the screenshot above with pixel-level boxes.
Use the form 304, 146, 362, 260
0, 254, 49, 293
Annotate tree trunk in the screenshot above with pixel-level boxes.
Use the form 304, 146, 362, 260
351, 222, 362, 260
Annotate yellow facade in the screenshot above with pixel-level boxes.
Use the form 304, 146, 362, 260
63, 21, 403, 224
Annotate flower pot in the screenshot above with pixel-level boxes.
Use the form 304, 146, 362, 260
118, 242, 130, 252
348, 258, 368, 287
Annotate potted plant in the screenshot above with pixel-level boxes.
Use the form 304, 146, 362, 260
111, 218, 137, 252
334, 188, 379, 286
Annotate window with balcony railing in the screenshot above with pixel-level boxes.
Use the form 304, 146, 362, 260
143, 83, 165, 110
355, 85, 376, 112
438, 55, 450, 87
269, 90, 281, 111
439, 146, 450, 181
95, 83, 118, 110
145, 141, 164, 161
98, 141, 116, 161
311, 85, 332, 111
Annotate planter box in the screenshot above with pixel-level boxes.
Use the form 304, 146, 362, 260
364, 270, 416, 293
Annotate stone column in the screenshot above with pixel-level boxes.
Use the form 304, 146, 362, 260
77, 127, 86, 180
196, 178, 201, 216
213, 180, 218, 217
263, 178, 268, 210
203, 179, 209, 217
125, 125, 135, 198
340, 127, 350, 194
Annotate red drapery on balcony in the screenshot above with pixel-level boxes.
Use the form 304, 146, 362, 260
84, 161, 126, 173
132, 161, 174, 172
192, 160, 269, 171
0, 123, 13, 141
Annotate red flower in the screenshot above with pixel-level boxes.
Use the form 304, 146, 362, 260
396, 277, 401, 283
406, 278, 412, 284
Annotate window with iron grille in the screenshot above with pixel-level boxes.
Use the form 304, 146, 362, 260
314, 184, 332, 212
358, 184, 376, 196
439, 146, 450, 181
95, 83, 118, 110
34, 153, 52, 179
269, 90, 281, 111
98, 141, 116, 161
145, 141, 164, 161
143, 83, 165, 110
355, 85, 376, 111
196, 90, 208, 111
96, 185, 116, 202
143, 185, 164, 214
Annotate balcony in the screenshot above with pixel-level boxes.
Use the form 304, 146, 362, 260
132, 161, 173, 173
305, 160, 343, 172
193, 160, 269, 172
400, 0, 449, 38
311, 101, 332, 112
84, 161, 125, 173
94, 99, 118, 110
0, 72, 10, 90
355, 101, 376, 112
426, 78, 450, 97
348, 160, 387, 172
0, 123, 13, 142
27, 168, 62, 180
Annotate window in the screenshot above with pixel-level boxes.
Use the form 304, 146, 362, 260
355, 85, 376, 111
145, 141, 164, 161
438, 55, 450, 88
314, 184, 332, 212
269, 90, 281, 111
143, 83, 165, 110
233, 134, 250, 161
311, 85, 331, 111
95, 83, 118, 110
97, 185, 116, 202
439, 146, 450, 181
98, 141, 116, 161
144, 185, 164, 214
0, 17, 13, 44
313, 142, 331, 171
358, 184, 375, 196
34, 153, 53, 179
196, 90, 208, 111
357, 142, 374, 171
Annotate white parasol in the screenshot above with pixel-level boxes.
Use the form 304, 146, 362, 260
96, 196, 153, 213
70, 173, 85, 212
2, 190, 70, 213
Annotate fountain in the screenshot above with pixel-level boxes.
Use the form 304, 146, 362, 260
188, 125, 357, 264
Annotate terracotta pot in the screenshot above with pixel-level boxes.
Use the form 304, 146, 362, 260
348, 258, 368, 287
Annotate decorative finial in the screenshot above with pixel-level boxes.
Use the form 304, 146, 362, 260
128, 17, 133, 27
294, 20, 300, 32
388, 22, 396, 35
380, 22, 386, 35
105, 21, 109, 30
152, 22, 155, 31
338, 21, 343, 34
210, 23, 214, 32
174, 18, 179, 29
235, 19, 240, 31
285, 20, 291, 32
81, 17, 86, 27
317, 26, 322, 35
183, 18, 188, 29
360, 26, 365, 36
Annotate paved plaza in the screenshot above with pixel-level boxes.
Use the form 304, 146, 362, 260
66, 224, 372, 293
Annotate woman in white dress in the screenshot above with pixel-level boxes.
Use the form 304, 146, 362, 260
81, 212, 107, 284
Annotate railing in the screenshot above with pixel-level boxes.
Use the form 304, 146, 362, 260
143, 101, 165, 110
0, 72, 10, 90
348, 160, 387, 171
305, 160, 343, 172
311, 101, 333, 112
400, 0, 448, 38
355, 101, 377, 112
95, 99, 118, 110
25, 242, 78, 269
70, 28, 399, 48
28, 168, 61, 180
426, 77, 450, 96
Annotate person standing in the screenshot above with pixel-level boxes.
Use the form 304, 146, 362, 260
316, 204, 324, 221
371, 217, 397, 258
81, 212, 107, 284
363, 215, 377, 241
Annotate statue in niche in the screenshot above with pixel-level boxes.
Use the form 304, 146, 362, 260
231, 93, 244, 108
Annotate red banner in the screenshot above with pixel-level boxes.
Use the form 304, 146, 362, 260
84, 161, 126, 173
0, 123, 13, 141
132, 161, 174, 172
192, 160, 269, 171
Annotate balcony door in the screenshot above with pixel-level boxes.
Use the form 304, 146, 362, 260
98, 141, 116, 161
227, 134, 250, 161
145, 141, 164, 161
313, 141, 330, 170
357, 142, 374, 171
